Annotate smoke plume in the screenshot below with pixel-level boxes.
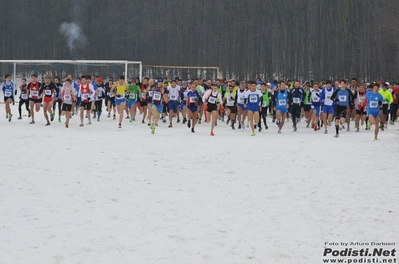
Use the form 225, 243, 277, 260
59, 22, 88, 58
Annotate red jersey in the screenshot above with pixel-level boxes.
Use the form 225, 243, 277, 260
28, 82, 41, 99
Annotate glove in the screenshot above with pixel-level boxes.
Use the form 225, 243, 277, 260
203, 104, 208, 111
385, 98, 390, 103
220, 105, 224, 112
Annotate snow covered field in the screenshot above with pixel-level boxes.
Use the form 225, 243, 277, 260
0, 103, 398, 264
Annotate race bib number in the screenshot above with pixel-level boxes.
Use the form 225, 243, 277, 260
249, 95, 257, 103
82, 94, 89, 99
148, 91, 153, 97
64, 95, 71, 100
170, 95, 176, 100
31, 91, 39, 96
189, 96, 197, 103
293, 97, 300, 104
279, 99, 286, 106
262, 102, 267, 107
4, 91, 11, 97
129, 93, 136, 99
339, 95, 347, 102
238, 97, 244, 104
312, 96, 320, 102
45, 89, 52, 96
370, 101, 378, 108
208, 97, 216, 104
359, 97, 364, 103
153, 92, 161, 101
21, 94, 27, 100
183, 94, 188, 100
141, 93, 146, 99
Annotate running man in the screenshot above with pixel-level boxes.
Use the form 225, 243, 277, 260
94, 77, 106, 121
203, 83, 223, 135
111, 75, 129, 128
78, 75, 95, 127
353, 83, 367, 132
179, 81, 189, 124
2, 74, 15, 122
61, 78, 76, 128
167, 80, 180, 127
17, 78, 30, 120
258, 82, 271, 131
366, 84, 384, 140
289, 81, 304, 132
320, 80, 335, 134
149, 78, 164, 134
106, 78, 116, 119
27, 74, 41, 124
186, 82, 202, 133
223, 84, 237, 129
244, 81, 263, 136
330, 79, 354, 138
237, 81, 248, 129
127, 80, 141, 122
39, 76, 58, 126
274, 81, 290, 133
139, 77, 149, 123
378, 83, 393, 131
53, 77, 63, 122
310, 82, 322, 131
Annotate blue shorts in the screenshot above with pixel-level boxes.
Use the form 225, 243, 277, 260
180, 102, 186, 111
323, 105, 334, 115
168, 100, 179, 113
312, 104, 321, 117
152, 104, 163, 114
115, 98, 126, 106
367, 111, 380, 118
187, 106, 198, 112
247, 105, 259, 112
237, 103, 247, 111
128, 100, 137, 109
277, 107, 288, 114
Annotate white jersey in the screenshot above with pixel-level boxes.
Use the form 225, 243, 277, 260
203, 90, 222, 105
237, 89, 247, 104
323, 88, 335, 106
167, 86, 180, 101
62, 86, 75, 105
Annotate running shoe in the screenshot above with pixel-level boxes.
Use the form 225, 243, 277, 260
8, 114, 12, 122
45, 121, 50, 126
168, 123, 173, 128
50, 113, 55, 122
251, 132, 255, 136
210, 131, 214, 136
18, 116, 22, 120
187, 120, 191, 128
29, 120, 35, 124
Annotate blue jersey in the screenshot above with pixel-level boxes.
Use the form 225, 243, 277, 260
310, 89, 322, 106
290, 88, 304, 106
91, 81, 98, 91
73, 82, 79, 94
366, 92, 383, 113
320, 87, 335, 106
55, 83, 63, 99
332, 88, 352, 106
2, 81, 14, 97
186, 90, 201, 107
244, 89, 262, 106
275, 89, 289, 108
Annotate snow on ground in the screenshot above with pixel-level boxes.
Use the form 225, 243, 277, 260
0, 103, 398, 264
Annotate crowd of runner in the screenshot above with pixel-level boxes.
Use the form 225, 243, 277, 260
1, 74, 397, 139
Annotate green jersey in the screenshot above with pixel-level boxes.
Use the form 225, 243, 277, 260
127, 84, 141, 101
261, 91, 270, 107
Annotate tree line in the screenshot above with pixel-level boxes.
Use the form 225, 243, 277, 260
1, 0, 399, 82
